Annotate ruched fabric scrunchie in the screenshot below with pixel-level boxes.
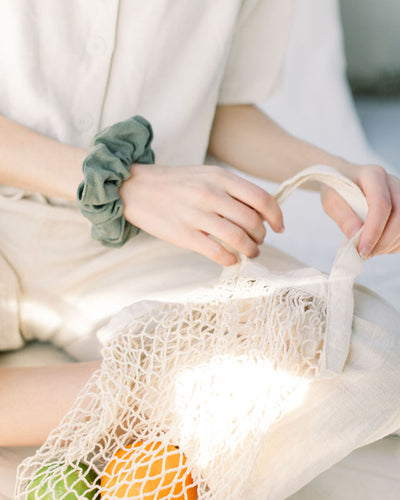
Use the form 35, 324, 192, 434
77, 115, 155, 247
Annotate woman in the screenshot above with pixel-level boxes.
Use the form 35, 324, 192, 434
0, 1, 399, 498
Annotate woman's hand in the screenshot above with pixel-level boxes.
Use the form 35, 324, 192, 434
321, 164, 400, 258
120, 164, 284, 266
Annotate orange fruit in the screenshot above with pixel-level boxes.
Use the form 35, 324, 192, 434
101, 441, 197, 499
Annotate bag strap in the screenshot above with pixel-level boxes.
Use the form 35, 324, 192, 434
271, 164, 368, 281
273, 165, 368, 374
273, 164, 368, 221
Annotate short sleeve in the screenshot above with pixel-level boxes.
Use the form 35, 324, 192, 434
218, 0, 293, 105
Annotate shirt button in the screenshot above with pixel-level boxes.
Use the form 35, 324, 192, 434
74, 113, 94, 132
87, 36, 107, 55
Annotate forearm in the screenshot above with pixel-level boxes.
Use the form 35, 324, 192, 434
208, 104, 358, 184
0, 115, 86, 201
0, 361, 100, 446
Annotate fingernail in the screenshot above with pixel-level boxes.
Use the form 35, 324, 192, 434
359, 244, 372, 259
277, 224, 285, 233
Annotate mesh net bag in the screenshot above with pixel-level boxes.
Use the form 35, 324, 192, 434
15, 166, 368, 500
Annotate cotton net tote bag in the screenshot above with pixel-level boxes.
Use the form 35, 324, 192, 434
17, 165, 391, 500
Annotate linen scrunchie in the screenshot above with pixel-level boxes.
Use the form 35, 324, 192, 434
77, 115, 155, 247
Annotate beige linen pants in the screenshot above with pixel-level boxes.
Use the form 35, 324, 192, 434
0, 190, 399, 499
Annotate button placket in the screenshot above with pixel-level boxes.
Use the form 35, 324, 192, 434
74, 113, 94, 133
87, 35, 107, 56
71, 1, 119, 140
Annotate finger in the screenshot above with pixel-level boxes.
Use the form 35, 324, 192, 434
358, 168, 392, 258
321, 186, 363, 239
211, 193, 267, 244
370, 175, 400, 256
224, 175, 284, 233
381, 235, 400, 255
183, 229, 239, 266
370, 214, 400, 255
387, 240, 400, 254
196, 212, 260, 259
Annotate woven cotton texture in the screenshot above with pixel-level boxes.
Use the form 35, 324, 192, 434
15, 270, 328, 500
16, 167, 368, 499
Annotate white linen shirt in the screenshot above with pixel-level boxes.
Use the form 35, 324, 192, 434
0, 0, 292, 166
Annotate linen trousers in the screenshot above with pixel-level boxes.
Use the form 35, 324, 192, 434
0, 190, 399, 499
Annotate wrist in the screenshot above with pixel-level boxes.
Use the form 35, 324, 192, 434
119, 163, 143, 220
300, 145, 361, 185
322, 157, 360, 183
77, 116, 155, 247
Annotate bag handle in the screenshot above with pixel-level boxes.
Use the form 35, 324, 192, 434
272, 165, 368, 374
226, 166, 368, 374
271, 165, 368, 278
233, 165, 367, 272
273, 164, 368, 222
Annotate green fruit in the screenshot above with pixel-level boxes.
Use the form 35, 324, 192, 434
27, 462, 100, 499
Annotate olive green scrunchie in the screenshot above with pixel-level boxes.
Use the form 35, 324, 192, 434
77, 115, 155, 247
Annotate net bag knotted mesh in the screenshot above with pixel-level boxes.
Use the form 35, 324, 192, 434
15, 166, 368, 499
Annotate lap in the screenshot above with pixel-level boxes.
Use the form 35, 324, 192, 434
0, 192, 309, 358
1, 194, 399, 499
1, 192, 399, 358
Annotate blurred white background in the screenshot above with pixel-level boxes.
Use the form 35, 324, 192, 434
249, 0, 400, 310
340, 0, 400, 171
340, 0, 400, 95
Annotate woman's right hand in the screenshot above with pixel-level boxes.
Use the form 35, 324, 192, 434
119, 164, 284, 266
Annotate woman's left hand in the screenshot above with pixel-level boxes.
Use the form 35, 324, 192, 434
321, 164, 400, 258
